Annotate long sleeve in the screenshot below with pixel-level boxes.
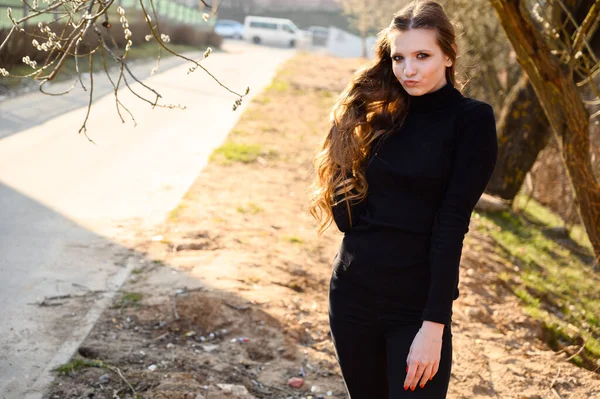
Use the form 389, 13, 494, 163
421, 102, 498, 325
331, 170, 368, 233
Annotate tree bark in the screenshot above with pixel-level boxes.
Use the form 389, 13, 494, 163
489, 0, 600, 259
487, 72, 552, 200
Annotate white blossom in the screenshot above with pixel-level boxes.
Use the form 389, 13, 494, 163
532, 3, 545, 23
145, 34, 153, 42
22, 56, 37, 69
202, 13, 210, 21
0, 67, 9, 77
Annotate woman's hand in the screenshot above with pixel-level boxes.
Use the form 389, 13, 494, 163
404, 322, 444, 391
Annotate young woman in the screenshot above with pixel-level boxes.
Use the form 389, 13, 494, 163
309, 1, 498, 398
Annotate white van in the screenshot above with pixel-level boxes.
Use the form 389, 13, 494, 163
243, 16, 301, 47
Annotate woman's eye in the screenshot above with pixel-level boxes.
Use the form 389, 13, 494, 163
392, 54, 428, 61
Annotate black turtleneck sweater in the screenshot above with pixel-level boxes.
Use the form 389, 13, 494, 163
331, 81, 498, 326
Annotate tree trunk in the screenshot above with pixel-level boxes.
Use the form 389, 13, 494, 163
361, 32, 367, 58
489, 0, 600, 260
487, 72, 552, 200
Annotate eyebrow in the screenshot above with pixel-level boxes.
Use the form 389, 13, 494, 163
391, 50, 432, 56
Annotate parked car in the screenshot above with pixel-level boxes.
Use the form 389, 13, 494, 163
242, 16, 302, 47
214, 19, 244, 39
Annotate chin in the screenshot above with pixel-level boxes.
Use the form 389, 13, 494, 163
404, 86, 425, 96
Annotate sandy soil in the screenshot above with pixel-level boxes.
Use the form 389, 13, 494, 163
44, 53, 600, 399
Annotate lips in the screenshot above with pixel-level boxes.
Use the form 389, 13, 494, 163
404, 80, 419, 86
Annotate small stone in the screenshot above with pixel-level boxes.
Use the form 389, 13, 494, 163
166, 343, 174, 349
98, 374, 110, 384
202, 344, 219, 352
209, 333, 215, 339
327, 391, 333, 397
148, 364, 157, 371
217, 384, 250, 395
288, 377, 304, 388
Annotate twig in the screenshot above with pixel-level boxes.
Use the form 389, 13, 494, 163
28, 290, 106, 306
96, 29, 137, 126
253, 380, 293, 396
151, 331, 170, 341
78, 52, 96, 143
553, 0, 598, 64
224, 302, 250, 311
564, 326, 597, 361
172, 294, 180, 321
549, 364, 561, 388
105, 364, 136, 396
569, 0, 600, 65
140, 0, 244, 98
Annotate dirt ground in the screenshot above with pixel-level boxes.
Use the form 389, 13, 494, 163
45, 53, 600, 399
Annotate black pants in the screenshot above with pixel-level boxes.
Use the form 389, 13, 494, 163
328, 267, 453, 398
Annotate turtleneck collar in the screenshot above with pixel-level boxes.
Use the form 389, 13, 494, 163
407, 80, 463, 113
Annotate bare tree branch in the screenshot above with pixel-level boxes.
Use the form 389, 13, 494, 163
0, 0, 246, 134
570, 0, 600, 65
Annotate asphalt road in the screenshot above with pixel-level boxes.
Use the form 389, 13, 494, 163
0, 39, 295, 399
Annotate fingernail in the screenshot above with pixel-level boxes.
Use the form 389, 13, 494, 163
404, 385, 408, 391
420, 384, 425, 388
405, 366, 408, 372
411, 386, 415, 391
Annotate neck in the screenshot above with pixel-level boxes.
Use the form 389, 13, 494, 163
407, 80, 463, 113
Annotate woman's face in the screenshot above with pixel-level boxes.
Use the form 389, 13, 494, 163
388, 28, 453, 96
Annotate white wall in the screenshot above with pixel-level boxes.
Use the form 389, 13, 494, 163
325, 26, 377, 58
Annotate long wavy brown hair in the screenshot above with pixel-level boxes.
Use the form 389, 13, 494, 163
308, 0, 459, 235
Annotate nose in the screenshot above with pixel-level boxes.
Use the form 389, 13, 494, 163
404, 60, 416, 78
